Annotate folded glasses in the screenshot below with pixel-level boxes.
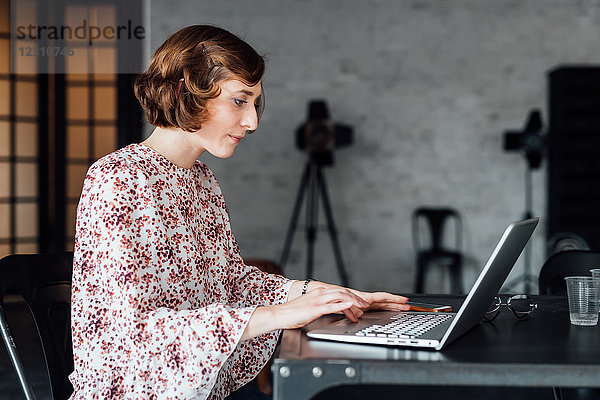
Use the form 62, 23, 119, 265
484, 294, 537, 322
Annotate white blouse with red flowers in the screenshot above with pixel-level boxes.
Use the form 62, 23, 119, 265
69, 143, 292, 399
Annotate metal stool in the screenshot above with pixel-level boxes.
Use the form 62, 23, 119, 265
412, 207, 463, 294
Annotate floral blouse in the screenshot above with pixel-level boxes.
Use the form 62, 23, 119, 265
69, 143, 292, 399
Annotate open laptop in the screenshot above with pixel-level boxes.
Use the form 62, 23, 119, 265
306, 217, 539, 350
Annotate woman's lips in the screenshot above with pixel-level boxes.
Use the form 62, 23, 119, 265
229, 135, 243, 144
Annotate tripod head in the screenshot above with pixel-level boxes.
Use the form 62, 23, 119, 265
503, 109, 546, 169
295, 100, 354, 166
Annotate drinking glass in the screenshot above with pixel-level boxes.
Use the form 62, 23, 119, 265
565, 276, 600, 326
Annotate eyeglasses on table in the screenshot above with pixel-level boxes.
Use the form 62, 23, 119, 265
484, 294, 537, 322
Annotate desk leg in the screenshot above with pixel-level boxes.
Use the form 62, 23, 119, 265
272, 361, 360, 400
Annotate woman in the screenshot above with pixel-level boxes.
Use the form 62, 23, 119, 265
70, 25, 409, 399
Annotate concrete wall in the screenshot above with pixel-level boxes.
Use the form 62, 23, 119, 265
148, 0, 600, 294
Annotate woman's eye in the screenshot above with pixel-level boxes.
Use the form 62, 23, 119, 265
233, 98, 247, 107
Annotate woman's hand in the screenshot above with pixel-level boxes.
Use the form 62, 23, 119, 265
241, 280, 411, 341
241, 285, 369, 340
297, 280, 411, 312
347, 288, 411, 312
274, 286, 371, 329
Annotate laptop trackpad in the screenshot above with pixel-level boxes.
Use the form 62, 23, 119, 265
316, 312, 394, 333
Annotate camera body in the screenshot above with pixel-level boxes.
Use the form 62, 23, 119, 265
503, 109, 545, 169
296, 100, 353, 166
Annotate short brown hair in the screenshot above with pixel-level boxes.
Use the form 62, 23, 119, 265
134, 25, 265, 132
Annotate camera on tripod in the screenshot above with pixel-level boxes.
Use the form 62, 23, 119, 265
280, 100, 355, 285
503, 109, 545, 169
502, 109, 546, 293
296, 100, 354, 166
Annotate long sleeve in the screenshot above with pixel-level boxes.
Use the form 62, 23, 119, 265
211, 174, 292, 309
198, 166, 293, 398
69, 147, 275, 399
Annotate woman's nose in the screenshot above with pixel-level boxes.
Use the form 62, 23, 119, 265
241, 106, 258, 131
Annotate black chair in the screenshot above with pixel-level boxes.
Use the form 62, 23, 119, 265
0, 252, 74, 400
538, 249, 600, 400
538, 250, 600, 296
547, 232, 590, 256
412, 207, 463, 294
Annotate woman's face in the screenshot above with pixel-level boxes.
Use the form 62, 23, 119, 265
194, 78, 262, 158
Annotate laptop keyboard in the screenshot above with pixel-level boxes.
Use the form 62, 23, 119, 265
355, 313, 452, 339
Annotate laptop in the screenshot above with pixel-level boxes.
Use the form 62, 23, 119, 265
306, 217, 539, 350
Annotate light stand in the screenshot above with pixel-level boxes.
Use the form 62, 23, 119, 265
503, 109, 545, 294
504, 163, 538, 293
279, 154, 349, 286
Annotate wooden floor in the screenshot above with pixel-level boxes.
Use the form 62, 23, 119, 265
1, 298, 596, 400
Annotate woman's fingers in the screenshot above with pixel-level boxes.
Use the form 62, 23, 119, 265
274, 286, 368, 330
348, 290, 410, 311
325, 302, 357, 322
280, 285, 413, 330
362, 291, 409, 304
315, 284, 407, 311
368, 302, 411, 311
347, 305, 364, 320
317, 287, 410, 312
374, 292, 409, 303
302, 289, 368, 324
310, 287, 369, 309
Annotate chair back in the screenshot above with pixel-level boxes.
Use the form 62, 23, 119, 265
0, 252, 74, 400
538, 250, 600, 295
412, 207, 462, 253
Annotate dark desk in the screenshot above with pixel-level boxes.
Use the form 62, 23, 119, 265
272, 295, 600, 400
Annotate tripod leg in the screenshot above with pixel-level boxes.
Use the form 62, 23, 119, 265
305, 161, 319, 279
279, 162, 310, 270
316, 166, 349, 286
